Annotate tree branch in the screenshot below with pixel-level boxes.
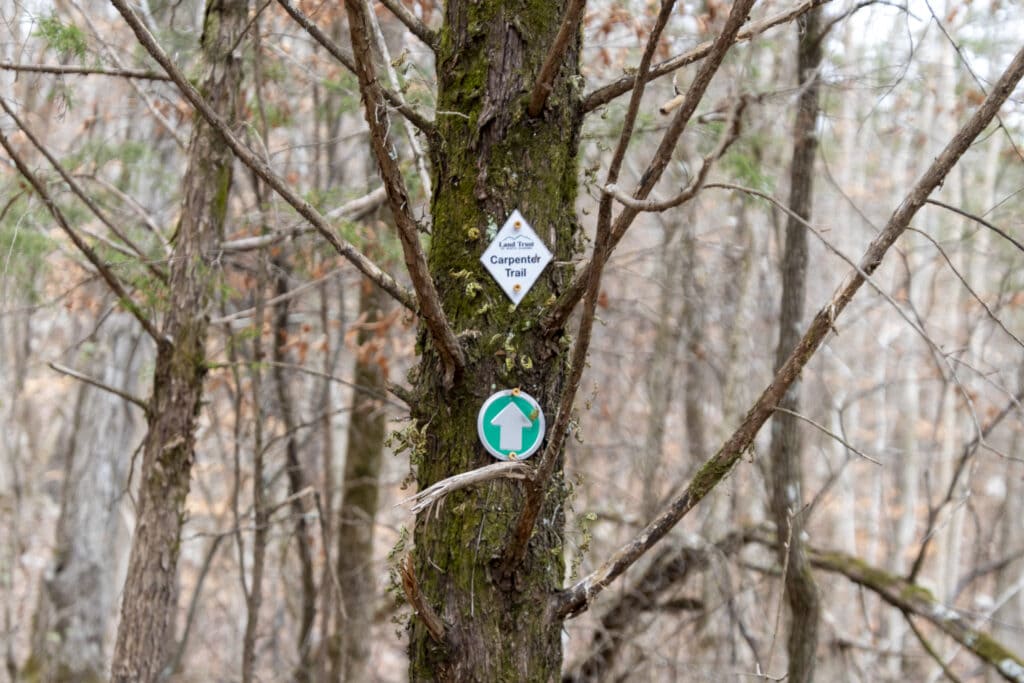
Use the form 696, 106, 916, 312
109, 0, 418, 313
399, 555, 446, 643
545, 0, 756, 334
550, 43, 1024, 620
527, 0, 587, 117
925, 198, 1024, 255
805, 545, 1024, 683
378, 0, 437, 49
220, 187, 388, 253
48, 362, 150, 412
274, 0, 435, 135
0, 97, 168, 284
0, 61, 170, 80
398, 462, 534, 515
581, 0, 831, 112
0, 127, 163, 343
601, 96, 746, 212
345, 0, 464, 388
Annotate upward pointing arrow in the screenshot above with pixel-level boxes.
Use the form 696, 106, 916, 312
491, 402, 533, 452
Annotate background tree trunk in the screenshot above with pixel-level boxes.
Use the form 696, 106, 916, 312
110, 1, 248, 679
26, 310, 144, 683
332, 269, 391, 682
409, 1, 582, 678
767, 9, 822, 682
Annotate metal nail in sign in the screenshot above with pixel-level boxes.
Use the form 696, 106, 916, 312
477, 389, 546, 461
480, 209, 553, 306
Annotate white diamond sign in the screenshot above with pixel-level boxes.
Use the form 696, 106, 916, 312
480, 209, 553, 306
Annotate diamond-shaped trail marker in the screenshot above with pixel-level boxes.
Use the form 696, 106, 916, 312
480, 209, 553, 306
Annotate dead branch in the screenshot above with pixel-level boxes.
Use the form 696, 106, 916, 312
400, 555, 446, 643
0, 61, 170, 80
527, 0, 587, 117
398, 462, 534, 515
925, 198, 1024, 255
48, 362, 150, 413
550, 43, 1024, 621
807, 547, 1024, 682
345, 0, 465, 389
109, 0, 418, 313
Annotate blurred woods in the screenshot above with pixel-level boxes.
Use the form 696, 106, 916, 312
0, 0, 1023, 681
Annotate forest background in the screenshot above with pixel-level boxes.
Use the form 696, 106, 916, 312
1, 0, 1023, 681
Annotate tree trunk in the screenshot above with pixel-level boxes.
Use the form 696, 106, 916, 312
110, 1, 247, 680
409, 1, 582, 679
26, 311, 144, 683
767, 10, 822, 683
332, 273, 391, 681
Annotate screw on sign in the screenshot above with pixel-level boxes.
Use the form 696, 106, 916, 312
477, 389, 546, 461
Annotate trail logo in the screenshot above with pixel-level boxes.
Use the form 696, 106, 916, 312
480, 209, 553, 306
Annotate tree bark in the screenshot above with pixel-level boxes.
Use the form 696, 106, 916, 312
767, 10, 823, 682
110, 1, 247, 680
408, 1, 582, 679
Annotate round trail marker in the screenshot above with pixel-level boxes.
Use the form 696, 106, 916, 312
477, 389, 545, 461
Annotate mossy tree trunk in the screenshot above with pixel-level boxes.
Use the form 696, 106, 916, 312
110, 1, 247, 680
409, 1, 582, 679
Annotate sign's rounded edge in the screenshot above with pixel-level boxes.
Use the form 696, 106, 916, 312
476, 389, 546, 462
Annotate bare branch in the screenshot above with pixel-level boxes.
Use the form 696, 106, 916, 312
902, 611, 965, 683
906, 226, 1024, 351
68, 0, 187, 149
48, 362, 150, 412
212, 269, 341, 324
909, 386, 1024, 582
399, 555, 446, 643
925, 198, 1024, 255
274, 0, 435, 135
551, 44, 1024, 620
0, 98, 168, 284
545, 0, 756, 334
220, 187, 387, 252
582, 0, 831, 112
345, 0, 465, 388
527, 0, 587, 117
397, 462, 533, 515
773, 407, 881, 466
0, 124, 163, 343
601, 96, 747, 212
378, 0, 437, 49
0, 61, 170, 80
109, 0, 417, 313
